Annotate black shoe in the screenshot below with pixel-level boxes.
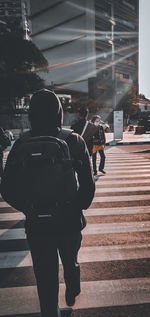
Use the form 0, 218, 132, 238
65, 289, 80, 306
60, 307, 73, 316
99, 169, 106, 174
65, 290, 75, 306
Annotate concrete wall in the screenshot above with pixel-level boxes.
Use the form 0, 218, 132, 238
0, 114, 30, 130
0, 113, 77, 129
0, 112, 111, 131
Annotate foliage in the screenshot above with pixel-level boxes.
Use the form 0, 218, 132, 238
0, 34, 47, 72
116, 86, 138, 119
65, 98, 105, 113
138, 93, 146, 99
0, 24, 48, 112
0, 72, 45, 98
138, 93, 150, 102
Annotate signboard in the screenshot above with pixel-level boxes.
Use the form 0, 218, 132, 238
114, 110, 123, 139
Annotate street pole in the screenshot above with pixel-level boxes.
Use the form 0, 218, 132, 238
111, 1, 115, 83
110, 0, 117, 144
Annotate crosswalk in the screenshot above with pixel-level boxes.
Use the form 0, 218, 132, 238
0, 146, 150, 316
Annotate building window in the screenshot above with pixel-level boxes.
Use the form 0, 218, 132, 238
145, 105, 148, 110
122, 0, 135, 10
123, 73, 129, 79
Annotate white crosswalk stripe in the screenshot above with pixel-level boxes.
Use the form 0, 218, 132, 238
85, 206, 150, 215
95, 185, 150, 192
1, 220, 150, 240
0, 243, 150, 269
1, 278, 150, 315
93, 194, 150, 202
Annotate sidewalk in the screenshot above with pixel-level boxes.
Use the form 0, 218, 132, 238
106, 131, 150, 145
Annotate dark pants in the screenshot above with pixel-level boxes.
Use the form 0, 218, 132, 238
92, 149, 105, 174
0, 151, 3, 177
27, 232, 82, 317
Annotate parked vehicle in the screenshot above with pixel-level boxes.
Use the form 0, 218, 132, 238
138, 116, 150, 133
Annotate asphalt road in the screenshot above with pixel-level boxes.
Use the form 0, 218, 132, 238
0, 143, 150, 317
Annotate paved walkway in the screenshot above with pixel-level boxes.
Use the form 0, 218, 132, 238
106, 130, 150, 145
0, 146, 150, 316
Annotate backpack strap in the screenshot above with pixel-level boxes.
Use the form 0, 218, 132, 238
57, 128, 82, 169
81, 120, 89, 137
57, 128, 73, 142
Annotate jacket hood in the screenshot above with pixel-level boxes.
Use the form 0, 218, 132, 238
28, 89, 63, 135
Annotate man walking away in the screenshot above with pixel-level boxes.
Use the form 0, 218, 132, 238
1, 89, 95, 317
71, 108, 96, 156
71, 107, 89, 136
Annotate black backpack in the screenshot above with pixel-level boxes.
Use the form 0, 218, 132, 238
81, 121, 98, 155
1, 128, 77, 215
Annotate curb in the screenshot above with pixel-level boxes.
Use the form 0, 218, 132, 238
106, 141, 150, 146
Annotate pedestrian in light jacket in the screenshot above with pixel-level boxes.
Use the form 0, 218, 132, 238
91, 115, 106, 176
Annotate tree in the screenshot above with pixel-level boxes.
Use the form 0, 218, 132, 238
68, 98, 105, 113
116, 86, 138, 121
0, 25, 48, 113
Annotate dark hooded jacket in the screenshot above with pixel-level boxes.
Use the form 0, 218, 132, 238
71, 118, 87, 136
2, 89, 95, 235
